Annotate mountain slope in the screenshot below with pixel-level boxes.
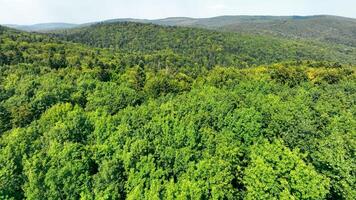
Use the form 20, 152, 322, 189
202, 15, 356, 47
95, 15, 356, 48
6, 15, 356, 47
51, 22, 356, 66
134, 15, 356, 47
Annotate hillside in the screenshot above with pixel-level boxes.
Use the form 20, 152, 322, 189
140, 15, 356, 47
6, 15, 356, 48
199, 15, 356, 47
51, 22, 356, 67
0, 23, 355, 200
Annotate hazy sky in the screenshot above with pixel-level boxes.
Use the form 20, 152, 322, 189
1, 0, 355, 25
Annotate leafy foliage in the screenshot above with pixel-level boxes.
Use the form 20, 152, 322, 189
52, 22, 356, 67
0, 23, 355, 200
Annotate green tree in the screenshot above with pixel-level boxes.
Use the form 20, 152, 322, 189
243, 140, 330, 200
0, 106, 11, 134
86, 83, 141, 115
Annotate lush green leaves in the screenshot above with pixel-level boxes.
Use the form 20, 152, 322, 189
244, 140, 330, 200
0, 24, 355, 199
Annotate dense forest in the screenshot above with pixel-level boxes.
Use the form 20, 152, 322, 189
52, 22, 356, 67
0, 21, 355, 200
10, 15, 356, 48
138, 15, 356, 48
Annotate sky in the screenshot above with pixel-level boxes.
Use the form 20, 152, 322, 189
0, 0, 355, 25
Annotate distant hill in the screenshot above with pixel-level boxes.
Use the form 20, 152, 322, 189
3, 23, 78, 32
154, 15, 356, 47
111, 15, 355, 47
4, 15, 356, 47
51, 22, 356, 66
85, 15, 356, 48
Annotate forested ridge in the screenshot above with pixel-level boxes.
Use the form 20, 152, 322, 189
7, 15, 356, 48
0, 22, 355, 200
52, 22, 356, 67
128, 15, 356, 48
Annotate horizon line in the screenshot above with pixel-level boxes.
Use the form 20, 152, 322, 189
2, 14, 355, 26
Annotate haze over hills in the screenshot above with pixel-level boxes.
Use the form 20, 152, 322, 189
4, 23, 78, 32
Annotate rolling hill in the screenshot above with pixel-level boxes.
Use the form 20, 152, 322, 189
5, 15, 356, 48
162, 15, 356, 47
110, 15, 356, 47
51, 22, 356, 66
